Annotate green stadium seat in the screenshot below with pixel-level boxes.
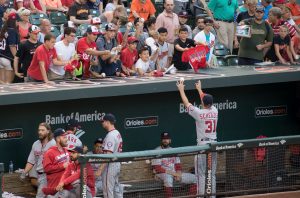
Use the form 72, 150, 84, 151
90, 9, 100, 17
50, 26, 61, 38
49, 12, 67, 26
213, 43, 230, 56
29, 13, 48, 26
216, 57, 228, 67
76, 24, 90, 38
225, 55, 239, 66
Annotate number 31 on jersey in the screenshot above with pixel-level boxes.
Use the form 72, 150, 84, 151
205, 120, 217, 133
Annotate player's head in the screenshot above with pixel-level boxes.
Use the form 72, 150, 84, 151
66, 119, 81, 133
100, 113, 116, 130
53, 128, 68, 147
68, 146, 83, 161
93, 138, 103, 154
38, 122, 52, 141
160, 132, 171, 148
202, 94, 213, 108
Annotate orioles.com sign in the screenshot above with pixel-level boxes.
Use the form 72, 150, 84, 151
124, 116, 159, 129
0, 128, 23, 140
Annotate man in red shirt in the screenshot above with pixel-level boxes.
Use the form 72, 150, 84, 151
120, 36, 139, 76
27, 34, 70, 84
286, 0, 300, 25
77, 26, 110, 78
55, 146, 95, 197
42, 128, 70, 196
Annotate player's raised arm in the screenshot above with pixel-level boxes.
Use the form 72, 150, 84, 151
177, 80, 192, 108
195, 80, 205, 100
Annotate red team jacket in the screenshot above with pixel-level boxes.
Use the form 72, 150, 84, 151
182, 45, 209, 72
43, 146, 70, 194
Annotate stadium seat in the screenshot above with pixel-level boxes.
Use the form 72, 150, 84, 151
213, 43, 230, 56
225, 55, 239, 66
50, 26, 61, 38
29, 13, 48, 26
76, 24, 90, 38
216, 57, 227, 67
49, 12, 67, 26
90, 9, 100, 17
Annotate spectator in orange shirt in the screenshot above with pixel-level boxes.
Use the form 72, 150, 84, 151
43, 0, 67, 12
128, 0, 156, 22
286, 0, 300, 25
17, 8, 32, 42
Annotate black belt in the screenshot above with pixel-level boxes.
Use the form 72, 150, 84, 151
37, 171, 44, 175
200, 138, 216, 142
215, 18, 233, 23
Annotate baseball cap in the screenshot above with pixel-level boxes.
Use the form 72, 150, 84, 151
100, 113, 116, 123
128, 36, 139, 44
91, 17, 101, 25
8, 12, 17, 20
94, 138, 103, 144
68, 146, 83, 154
29, 25, 40, 34
87, 26, 100, 35
255, 5, 265, 12
105, 23, 117, 31
161, 132, 171, 139
202, 94, 213, 106
53, 128, 67, 138
204, 17, 214, 25
178, 11, 189, 18
67, 119, 81, 128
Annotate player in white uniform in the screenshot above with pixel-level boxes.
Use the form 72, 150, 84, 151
96, 113, 123, 198
20, 122, 56, 198
151, 132, 197, 198
65, 119, 84, 151
177, 80, 218, 198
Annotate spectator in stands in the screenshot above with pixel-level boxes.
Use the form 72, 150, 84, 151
157, 27, 172, 71
17, 7, 31, 41
3, 8, 16, 22
192, 16, 205, 38
135, 46, 155, 76
173, 26, 195, 70
120, 36, 138, 75
77, 26, 110, 78
43, 0, 68, 12
100, 5, 126, 23
55, 146, 95, 197
237, 0, 248, 13
173, 0, 189, 14
87, 138, 104, 195
156, 0, 180, 56
144, 16, 156, 34
267, 7, 296, 38
14, 25, 42, 82
128, 0, 156, 22
194, 17, 215, 67
236, 0, 257, 23
20, 122, 56, 198
133, 18, 148, 51
151, 132, 197, 198
238, 5, 273, 65
32, 0, 46, 13
15, 0, 41, 13
286, 0, 300, 26
87, 0, 103, 13
27, 34, 69, 83
273, 0, 285, 9
178, 11, 192, 39
68, 0, 92, 25
61, 0, 74, 9
208, 0, 238, 53
48, 27, 77, 80
260, 0, 272, 20
37, 18, 51, 43
0, 12, 19, 84
281, 6, 300, 34
190, 0, 207, 17
266, 25, 295, 64
0, 0, 9, 28
42, 128, 70, 197
291, 34, 300, 60
105, 0, 122, 12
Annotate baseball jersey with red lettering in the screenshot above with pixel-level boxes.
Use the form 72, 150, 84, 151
188, 105, 218, 145
77, 37, 97, 78
151, 146, 181, 173
66, 133, 83, 150
182, 45, 209, 72
103, 129, 123, 153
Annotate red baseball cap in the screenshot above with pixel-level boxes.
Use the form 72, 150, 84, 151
127, 36, 139, 44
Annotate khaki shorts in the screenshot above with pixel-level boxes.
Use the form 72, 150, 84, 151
0, 57, 13, 71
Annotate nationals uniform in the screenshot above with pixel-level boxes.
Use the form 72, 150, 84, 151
102, 129, 123, 198
27, 139, 56, 198
188, 103, 218, 198
151, 146, 196, 187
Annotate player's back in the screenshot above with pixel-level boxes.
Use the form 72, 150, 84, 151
103, 129, 123, 153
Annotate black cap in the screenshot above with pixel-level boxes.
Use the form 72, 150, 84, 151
202, 94, 213, 106
178, 11, 188, 18
94, 138, 103, 144
100, 113, 116, 123
54, 128, 66, 138
68, 146, 83, 154
161, 132, 171, 139
67, 119, 81, 128
204, 17, 214, 25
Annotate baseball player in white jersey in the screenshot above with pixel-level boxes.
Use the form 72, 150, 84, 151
65, 119, 85, 152
177, 80, 218, 198
151, 132, 197, 198
20, 122, 56, 198
96, 113, 123, 198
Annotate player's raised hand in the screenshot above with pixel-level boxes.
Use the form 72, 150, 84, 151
195, 80, 202, 91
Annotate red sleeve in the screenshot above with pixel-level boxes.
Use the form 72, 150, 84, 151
120, 49, 129, 67
77, 39, 89, 55
60, 164, 73, 185
62, 165, 80, 185
36, 47, 45, 62
87, 163, 95, 197
153, 165, 166, 174
43, 151, 65, 174
175, 163, 182, 172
